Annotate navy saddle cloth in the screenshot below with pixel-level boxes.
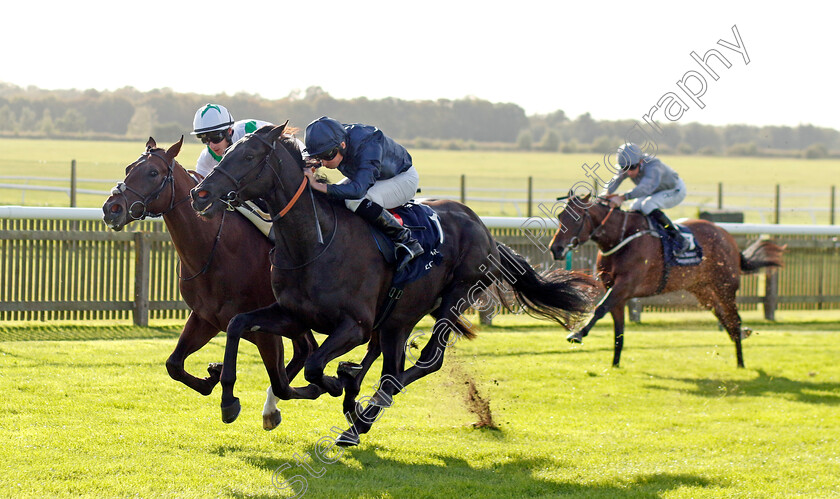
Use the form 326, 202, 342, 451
369, 202, 444, 287
647, 216, 703, 267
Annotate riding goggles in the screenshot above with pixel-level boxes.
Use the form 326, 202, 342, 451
198, 131, 228, 144
311, 146, 340, 161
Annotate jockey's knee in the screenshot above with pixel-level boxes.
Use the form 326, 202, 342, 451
345, 198, 362, 212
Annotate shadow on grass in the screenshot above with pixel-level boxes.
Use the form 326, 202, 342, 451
646, 369, 840, 405
235, 448, 716, 499
0, 324, 181, 342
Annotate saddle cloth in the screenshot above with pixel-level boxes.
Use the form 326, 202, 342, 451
647, 216, 703, 267
369, 202, 444, 287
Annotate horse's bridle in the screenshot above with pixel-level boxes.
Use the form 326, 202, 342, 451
204, 133, 308, 221
555, 199, 616, 254
113, 150, 187, 220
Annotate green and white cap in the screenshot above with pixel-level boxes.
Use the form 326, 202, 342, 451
192, 103, 234, 134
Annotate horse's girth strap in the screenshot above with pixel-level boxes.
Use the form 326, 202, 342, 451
277, 176, 309, 218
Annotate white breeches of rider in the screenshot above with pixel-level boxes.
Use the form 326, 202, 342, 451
629, 178, 686, 215
343, 166, 420, 211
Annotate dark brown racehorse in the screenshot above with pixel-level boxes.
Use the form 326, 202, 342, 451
549, 194, 785, 368
102, 137, 323, 430
190, 124, 600, 446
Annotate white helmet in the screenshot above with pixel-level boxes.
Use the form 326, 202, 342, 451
191, 103, 234, 135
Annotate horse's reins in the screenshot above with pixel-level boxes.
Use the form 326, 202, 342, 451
560, 199, 654, 256
208, 131, 337, 270
179, 209, 227, 281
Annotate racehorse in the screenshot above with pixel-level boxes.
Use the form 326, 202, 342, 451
549, 193, 785, 368
190, 124, 600, 446
102, 137, 323, 430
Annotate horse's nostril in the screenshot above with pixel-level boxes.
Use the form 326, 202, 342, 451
197, 190, 210, 199
109, 204, 121, 213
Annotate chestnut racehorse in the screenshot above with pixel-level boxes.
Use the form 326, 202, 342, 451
550, 194, 784, 368
102, 137, 322, 430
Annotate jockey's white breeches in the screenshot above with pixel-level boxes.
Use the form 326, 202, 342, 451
344, 166, 420, 211
629, 178, 686, 215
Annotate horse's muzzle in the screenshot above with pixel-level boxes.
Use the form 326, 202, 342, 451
102, 198, 126, 231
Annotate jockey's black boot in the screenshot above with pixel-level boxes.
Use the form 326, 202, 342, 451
355, 200, 424, 272
649, 209, 690, 255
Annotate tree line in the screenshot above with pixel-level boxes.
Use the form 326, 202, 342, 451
1, 81, 837, 158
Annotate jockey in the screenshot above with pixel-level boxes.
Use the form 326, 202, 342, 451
191, 103, 305, 239
303, 116, 423, 273
604, 143, 690, 254
191, 103, 273, 178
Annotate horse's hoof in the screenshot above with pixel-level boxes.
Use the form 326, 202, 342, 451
263, 409, 282, 431
221, 398, 241, 424
337, 361, 363, 378
335, 430, 360, 447
566, 333, 583, 344
207, 362, 223, 378
322, 376, 344, 397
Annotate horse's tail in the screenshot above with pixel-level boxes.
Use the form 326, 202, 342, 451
740, 239, 786, 274
494, 243, 601, 330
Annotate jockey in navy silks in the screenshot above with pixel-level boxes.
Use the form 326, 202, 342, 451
303, 116, 424, 272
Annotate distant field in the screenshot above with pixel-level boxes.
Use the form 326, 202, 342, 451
2, 138, 839, 221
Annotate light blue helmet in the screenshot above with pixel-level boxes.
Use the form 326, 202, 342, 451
617, 143, 643, 170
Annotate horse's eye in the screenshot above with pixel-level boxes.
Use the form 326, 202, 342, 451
245, 154, 254, 161
149, 170, 159, 177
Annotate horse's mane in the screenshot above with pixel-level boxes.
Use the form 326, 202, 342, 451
278, 132, 305, 168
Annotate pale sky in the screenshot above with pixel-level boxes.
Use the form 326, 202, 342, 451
3, 0, 836, 130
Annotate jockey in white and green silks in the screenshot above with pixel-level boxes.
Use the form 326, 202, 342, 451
190, 103, 288, 238
191, 103, 273, 178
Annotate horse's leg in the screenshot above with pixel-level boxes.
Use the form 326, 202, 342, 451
610, 300, 627, 367
395, 282, 474, 389
250, 329, 321, 431
303, 316, 369, 397
337, 326, 411, 447
692, 285, 745, 368
165, 312, 222, 396
568, 279, 633, 344
340, 337, 381, 425
221, 303, 312, 425
714, 288, 746, 368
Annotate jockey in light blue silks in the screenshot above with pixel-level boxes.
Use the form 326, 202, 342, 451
604, 143, 690, 254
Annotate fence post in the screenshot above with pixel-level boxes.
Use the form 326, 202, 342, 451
831, 185, 836, 225
133, 232, 151, 327
70, 159, 77, 207
774, 184, 781, 224
527, 176, 533, 218
763, 269, 779, 321
460, 174, 466, 204
717, 182, 723, 210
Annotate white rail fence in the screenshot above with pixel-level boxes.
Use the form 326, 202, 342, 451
2, 206, 839, 325
1, 175, 837, 223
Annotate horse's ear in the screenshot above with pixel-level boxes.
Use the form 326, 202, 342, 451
146, 137, 156, 152
165, 135, 183, 160
266, 121, 289, 143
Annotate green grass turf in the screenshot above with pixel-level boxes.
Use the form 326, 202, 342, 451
1, 312, 838, 497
